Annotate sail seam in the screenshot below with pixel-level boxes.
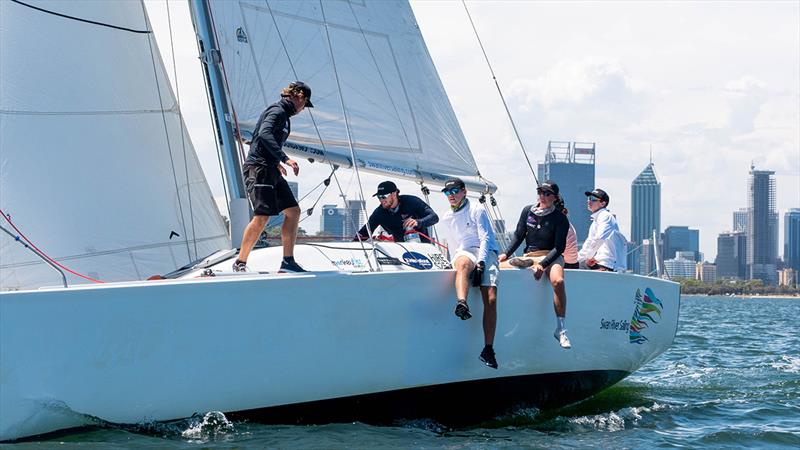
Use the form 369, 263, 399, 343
9, 0, 151, 34
0, 108, 180, 116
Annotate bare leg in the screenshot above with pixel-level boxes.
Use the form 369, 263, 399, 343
281, 206, 301, 258
549, 264, 567, 317
238, 215, 269, 262
480, 286, 497, 346
454, 256, 475, 301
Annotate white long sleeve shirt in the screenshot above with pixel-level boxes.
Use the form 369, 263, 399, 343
578, 207, 622, 269
440, 199, 499, 263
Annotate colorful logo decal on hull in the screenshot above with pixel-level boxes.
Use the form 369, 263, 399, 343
629, 287, 663, 344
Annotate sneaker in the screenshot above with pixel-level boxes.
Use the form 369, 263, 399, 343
554, 329, 572, 349
479, 346, 498, 369
279, 259, 307, 273
454, 301, 472, 320
232, 259, 248, 272
508, 257, 534, 268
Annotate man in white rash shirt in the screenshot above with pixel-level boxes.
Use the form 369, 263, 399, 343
439, 178, 500, 369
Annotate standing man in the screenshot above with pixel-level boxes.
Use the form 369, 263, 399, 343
578, 188, 623, 271
355, 181, 439, 243
439, 178, 500, 369
232, 81, 313, 273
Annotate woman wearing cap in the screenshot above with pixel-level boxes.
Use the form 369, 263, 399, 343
499, 180, 572, 349
233, 81, 313, 274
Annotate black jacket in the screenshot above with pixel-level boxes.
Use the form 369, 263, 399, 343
505, 205, 569, 268
245, 98, 296, 167
357, 195, 439, 243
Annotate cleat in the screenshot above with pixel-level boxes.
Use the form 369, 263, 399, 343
554, 329, 572, 349
232, 260, 248, 273
508, 257, 534, 268
279, 259, 307, 273
454, 301, 472, 320
480, 346, 498, 369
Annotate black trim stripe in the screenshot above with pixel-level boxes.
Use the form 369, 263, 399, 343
10, 0, 151, 34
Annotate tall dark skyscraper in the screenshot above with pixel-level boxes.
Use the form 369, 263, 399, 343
716, 231, 747, 279
631, 162, 661, 274
733, 208, 748, 233
785, 208, 800, 273
321, 204, 346, 238
537, 141, 595, 244
663, 226, 700, 261
747, 165, 778, 284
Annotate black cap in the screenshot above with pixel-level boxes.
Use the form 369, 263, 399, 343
287, 81, 314, 108
441, 178, 466, 192
585, 188, 610, 204
373, 181, 398, 197
537, 180, 559, 195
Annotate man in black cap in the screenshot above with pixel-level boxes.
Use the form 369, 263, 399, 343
233, 81, 314, 273
578, 188, 625, 271
355, 181, 439, 243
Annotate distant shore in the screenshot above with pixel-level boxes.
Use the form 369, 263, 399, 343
683, 293, 800, 299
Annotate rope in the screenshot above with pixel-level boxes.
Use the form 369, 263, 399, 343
10, 0, 150, 34
1, 209, 104, 283
140, 1, 192, 261
165, 0, 198, 259
461, 1, 539, 186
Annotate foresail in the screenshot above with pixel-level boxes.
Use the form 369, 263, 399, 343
205, 0, 493, 191
0, 0, 229, 290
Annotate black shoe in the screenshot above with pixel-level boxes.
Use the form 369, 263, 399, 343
279, 259, 307, 273
454, 301, 472, 320
232, 259, 248, 272
480, 346, 498, 369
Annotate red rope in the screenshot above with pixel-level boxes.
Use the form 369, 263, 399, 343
1, 208, 104, 283
408, 230, 448, 250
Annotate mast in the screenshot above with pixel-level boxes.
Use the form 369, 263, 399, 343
188, 0, 249, 247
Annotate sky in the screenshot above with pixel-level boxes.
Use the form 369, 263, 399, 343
145, 0, 800, 261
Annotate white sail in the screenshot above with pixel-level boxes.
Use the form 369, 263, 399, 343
0, 0, 229, 291
205, 0, 493, 191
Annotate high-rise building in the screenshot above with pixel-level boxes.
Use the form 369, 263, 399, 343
695, 262, 717, 283
344, 200, 367, 238
747, 165, 778, 284
631, 162, 661, 274
784, 208, 800, 273
537, 141, 595, 244
663, 226, 700, 261
663, 252, 695, 279
715, 231, 747, 279
733, 208, 748, 233
321, 204, 346, 238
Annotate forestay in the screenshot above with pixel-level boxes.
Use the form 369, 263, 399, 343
205, 0, 494, 192
0, 0, 229, 290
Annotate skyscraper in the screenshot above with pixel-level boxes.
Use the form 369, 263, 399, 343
716, 231, 747, 279
785, 208, 800, 273
344, 200, 367, 238
631, 162, 661, 274
321, 204, 346, 238
537, 141, 595, 243
733, 208, 748, 233
663, 226, 700, 261
747, 165, 778, 284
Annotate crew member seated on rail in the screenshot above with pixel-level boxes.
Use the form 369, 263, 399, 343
354, 181, 439, 243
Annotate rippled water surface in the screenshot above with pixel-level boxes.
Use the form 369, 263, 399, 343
6, 296, 800, 449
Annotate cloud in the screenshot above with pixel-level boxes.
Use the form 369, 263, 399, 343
724, 76, 768, 134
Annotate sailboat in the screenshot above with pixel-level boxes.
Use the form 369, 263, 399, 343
0, 0, 680, 441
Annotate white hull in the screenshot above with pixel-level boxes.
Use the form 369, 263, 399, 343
0, 243, 679, 441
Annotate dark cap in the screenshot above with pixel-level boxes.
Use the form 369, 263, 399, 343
537, 180, 559, 195
585, 188, 610, 204
285, 81, 314, 108
441, 178, 466, 192
373, 181, 398, 197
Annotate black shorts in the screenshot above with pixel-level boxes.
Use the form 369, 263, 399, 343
243, 164, 298, 216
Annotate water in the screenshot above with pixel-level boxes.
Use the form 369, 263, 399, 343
6, 296, 799, 449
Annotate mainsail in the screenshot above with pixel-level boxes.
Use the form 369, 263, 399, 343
203, 0, 494, 192
0, 0, 229, 290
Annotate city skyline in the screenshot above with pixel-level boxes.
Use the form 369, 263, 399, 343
145, 1, 800, 262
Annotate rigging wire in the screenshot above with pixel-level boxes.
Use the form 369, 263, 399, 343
461, 0, 539, 187
1, 209, 104, 284
320, 0, 378, 271
140, 1, 192, 261
165, 0, 198, 259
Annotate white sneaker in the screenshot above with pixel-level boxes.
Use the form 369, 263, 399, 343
554, 329, 572, 349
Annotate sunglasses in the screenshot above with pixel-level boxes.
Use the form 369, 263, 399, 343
537, 190, 554, 197
587, 196, 599, 202
377, 194, 391, 200
443, 188, 462, 196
